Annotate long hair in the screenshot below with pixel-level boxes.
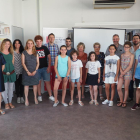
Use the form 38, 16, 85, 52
88, 51, 98, 61
0, 39, 14, 55
24, 39, 37, 56
13, 39, 24, 54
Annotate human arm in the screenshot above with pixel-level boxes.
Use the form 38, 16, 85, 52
79, 67, 82, 83
133, 59, 138, 81
12, 54, 14, 65
114, 59, 120, 82
103, 60, 106, 81
32, 54, 40, 76
64, 57, 71, 82
98, 67, 100, 83
47, 54, 51, 73
54, 56, 61, 81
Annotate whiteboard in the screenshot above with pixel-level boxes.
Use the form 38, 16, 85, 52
74, 28, 125, 55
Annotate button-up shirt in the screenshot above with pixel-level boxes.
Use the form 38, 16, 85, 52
105, 44, 125, 58
44, 43, 59, 66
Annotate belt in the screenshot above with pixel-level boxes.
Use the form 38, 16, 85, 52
3, 70, 15, 76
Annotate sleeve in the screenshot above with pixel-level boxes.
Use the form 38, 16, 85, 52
116, 55, 120, 60
97, 61, 101, 68
1, 54, 6, 65
105, 46, 110, 56
44, 43, 48, 47
102, 52, 105, 59
85, 61, 89, 68
79, 60, 83, 67
45, 47, 50, 56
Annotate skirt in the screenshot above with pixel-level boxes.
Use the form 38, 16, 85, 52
86, 73, 98, 86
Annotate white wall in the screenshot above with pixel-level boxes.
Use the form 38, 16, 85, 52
40, 0, 140, 32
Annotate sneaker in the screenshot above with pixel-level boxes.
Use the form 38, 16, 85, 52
102, 99, 109, 105
131, 103, 140, 110
109, 101, 113, 107
62, 103, 68, 107
49, 96, 55, 101
53, 101, 59, 107
17, 97, 20, 103
20, 97, 25, 103
38, 96, 42, 102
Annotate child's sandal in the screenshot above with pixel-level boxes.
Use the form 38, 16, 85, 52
122, 103, 127, 108
89, 100, 94, 105
78, 101, 84, 106
100, 94, 104, 100
69, 100, 74, 106
5, 104, 10, 109
95, 100, 99, 106
117, 102, 123, 107
9, 103, 15, 109
0, 110, 5, 115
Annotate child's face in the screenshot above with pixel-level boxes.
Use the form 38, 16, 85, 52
124, 45, 131, 52
109, 46, 116, 54
72, 53, 77, 60
90, 54, 95, 61
60, 47, 67, 55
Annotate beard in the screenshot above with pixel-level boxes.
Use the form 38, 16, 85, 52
133, 42, 139, 46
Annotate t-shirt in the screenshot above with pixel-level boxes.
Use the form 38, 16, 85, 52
85, 61, 101, 75
135, 49, 140, 79
67, 47, 75, 57
104, 55, 120, 84
70, 59, 83, 79
36, 45, 50, 69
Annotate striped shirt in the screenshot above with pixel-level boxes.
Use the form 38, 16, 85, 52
44, 43, 59, 66
14, 51, 23, 75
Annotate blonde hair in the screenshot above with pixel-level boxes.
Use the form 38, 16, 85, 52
93, 42, 101, 48
0, 39, 14, 55
25, 39, 37, 56
77, 42, 85, 51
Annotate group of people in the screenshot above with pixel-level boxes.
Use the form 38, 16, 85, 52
0, 33, 140, 115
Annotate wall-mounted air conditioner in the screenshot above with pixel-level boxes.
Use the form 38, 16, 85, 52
93, 0, 135, 9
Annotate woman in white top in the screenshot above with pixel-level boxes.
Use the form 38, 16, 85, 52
102, 44, 120, 107
85, 51, 101, 106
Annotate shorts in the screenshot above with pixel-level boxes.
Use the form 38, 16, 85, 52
135, 78, 140, 88
71, 77, 80, 83
55, 77, 69, 80
86, 73, 98, 86
38, 67, 50, 81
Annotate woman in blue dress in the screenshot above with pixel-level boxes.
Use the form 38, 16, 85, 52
0, 53, 6, 115
94, 43, 105, 100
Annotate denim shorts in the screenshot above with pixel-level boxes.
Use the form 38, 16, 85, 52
71, 77, 80, 83
38, 67, 50, 81
55, 77, 69, 80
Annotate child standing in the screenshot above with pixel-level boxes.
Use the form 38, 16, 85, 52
0, 53, 6, 115
117, 41, 134, 108
53, 45, 71, 107
85, 51, 101, 106
102, 44, 120, 107
69, 50, 84, 106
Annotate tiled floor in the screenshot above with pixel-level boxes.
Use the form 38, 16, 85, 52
0, 89, 140, 140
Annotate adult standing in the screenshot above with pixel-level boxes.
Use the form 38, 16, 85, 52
22, 39, 39, 106
105, 34, 124, 57
44, 33, 59, 90
66, 37, 75, 57
34, 35, 54, 102
94, 42, 105, 100
13, 39, 24, 104
0, 39, 16, 109
77, 42, 87, 98
128, 35, 140, 102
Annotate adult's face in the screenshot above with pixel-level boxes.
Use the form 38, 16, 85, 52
5, 41, 11, 50
94, 45, 100, 53
66, 39, 71, 47
113, 36, 119, 46
27, 41, 33, 49
78, 45, 84, 52
133, 36, 140, 46
36, 40, 42, 47
48, 35, 55, 44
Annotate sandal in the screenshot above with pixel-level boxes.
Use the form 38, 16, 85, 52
5, 104, 10, 109
0, 110, 5, 115
122, 102, 127, 108
100, 94, 104, 100
89, 100, 94, 105
78, 101, 84, 106
9, 103, 15, 109
95, 100, 99, 106
117, 102, 123, 107
69, 100, 74, 106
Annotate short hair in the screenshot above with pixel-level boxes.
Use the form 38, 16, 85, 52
133, 35, 140, 39
34, 35, 43, 42
109, 44, 117, 51
70, 50, 79, 58
88, 51, 98, 61
77, 42, 85, 51
48, 33, 55, 38
93, 42, 101, 48
124, 41, 132, 47
66, 37, 71, 41
113, 34, 119, 38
